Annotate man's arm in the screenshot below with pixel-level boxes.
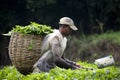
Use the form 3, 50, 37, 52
50, 36, 77, 69
62, 53, 76, 65
62, 53, 81, 68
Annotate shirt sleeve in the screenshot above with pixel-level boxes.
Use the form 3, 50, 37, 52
62, 53, 76, 65
50, 36, 77, 69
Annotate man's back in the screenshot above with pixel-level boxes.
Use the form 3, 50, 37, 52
33, 30, 67, 72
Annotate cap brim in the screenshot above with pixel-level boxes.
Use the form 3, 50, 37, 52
70, 25, 78, 31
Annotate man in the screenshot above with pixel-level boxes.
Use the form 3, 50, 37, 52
33, 17, 80, 73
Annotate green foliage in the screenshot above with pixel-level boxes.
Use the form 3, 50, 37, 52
28, 40, 34, 50
0, 66, 24, 80
84, 31, 120, 45
11, 22, 53, 35
0, 62, 120, 80
72, 31, 120, 53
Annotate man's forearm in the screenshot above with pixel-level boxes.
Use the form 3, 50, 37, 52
55, 57, 77, 69
62, 54, 76, 65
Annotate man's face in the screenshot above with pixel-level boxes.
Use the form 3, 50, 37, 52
59, 24, 72, 36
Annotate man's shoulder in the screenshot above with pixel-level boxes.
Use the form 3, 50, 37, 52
44, 32, 59, 42
48, 29, 60, 38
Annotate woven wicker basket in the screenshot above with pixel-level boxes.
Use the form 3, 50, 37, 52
9, 32, 44, 74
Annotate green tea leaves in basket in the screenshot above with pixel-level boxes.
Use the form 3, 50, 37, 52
11, 22, 53, 35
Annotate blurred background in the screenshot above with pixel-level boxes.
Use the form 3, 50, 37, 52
0, 0, 120, 67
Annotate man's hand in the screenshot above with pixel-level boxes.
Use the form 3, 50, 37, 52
75, 63, 81, 68
72, 62, 81, 69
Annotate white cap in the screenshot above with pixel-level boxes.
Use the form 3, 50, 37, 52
59, 17, 78, 31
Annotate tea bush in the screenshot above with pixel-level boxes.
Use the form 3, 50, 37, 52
0, 61, 120, 80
